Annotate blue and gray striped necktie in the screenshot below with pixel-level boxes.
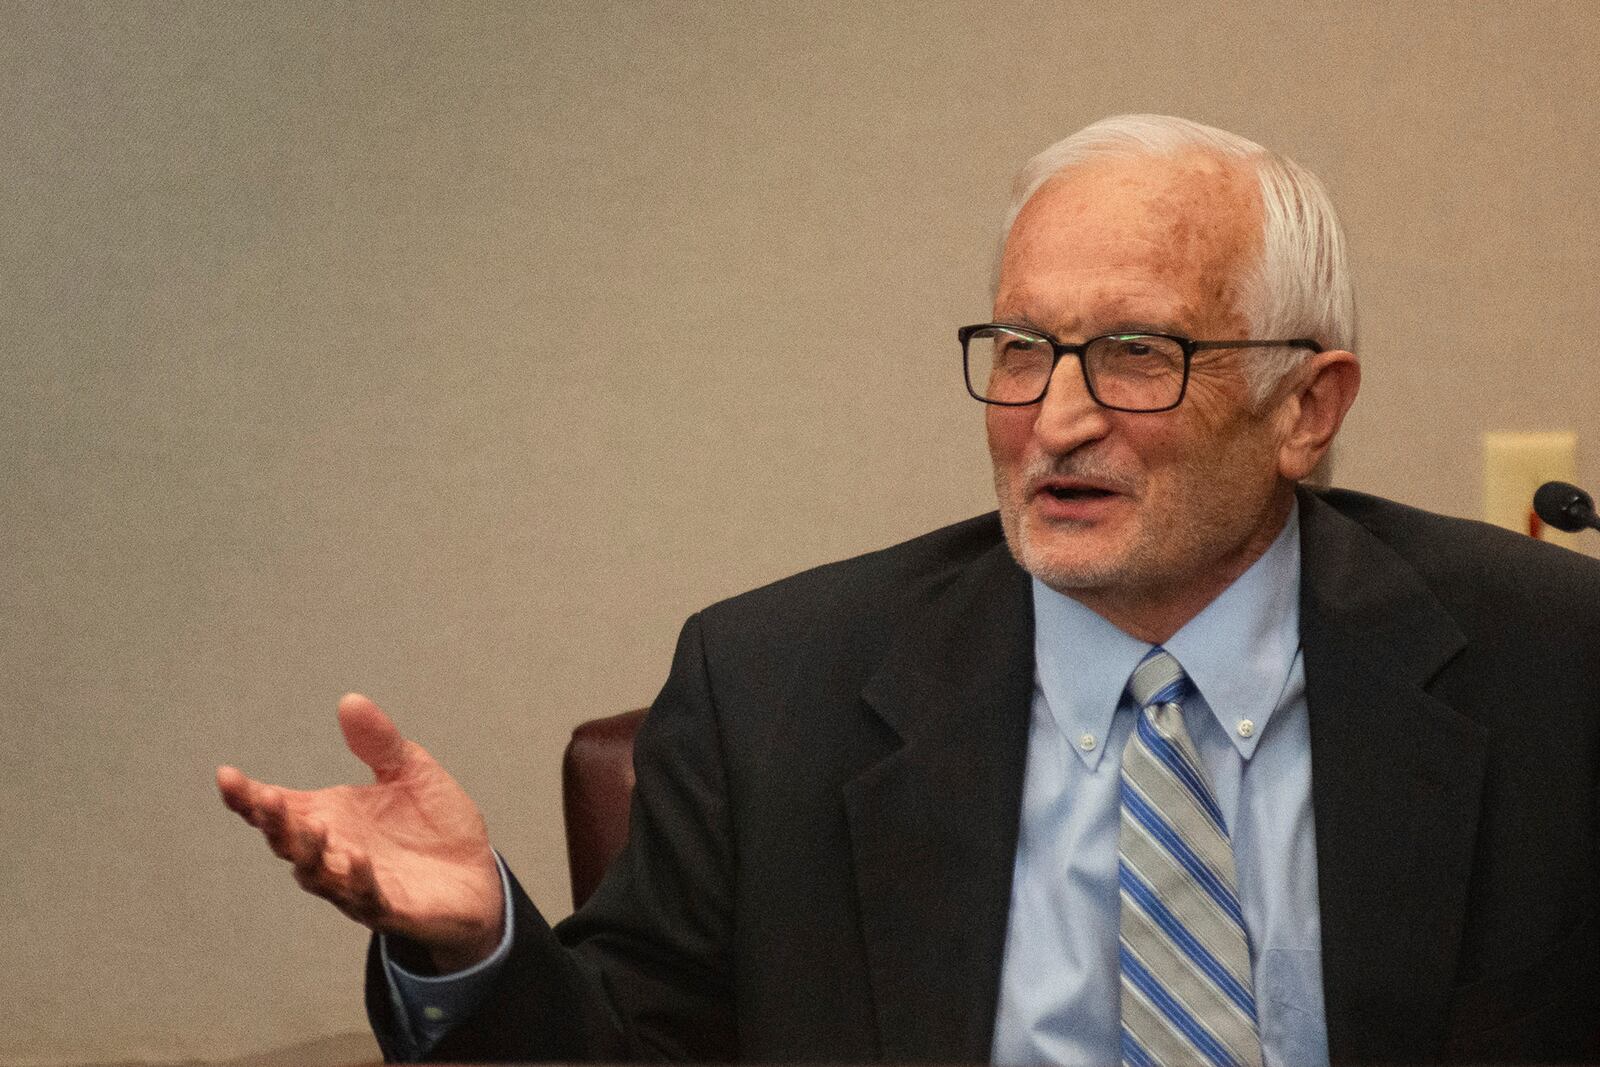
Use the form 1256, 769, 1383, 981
1118, 647, 1264, 1067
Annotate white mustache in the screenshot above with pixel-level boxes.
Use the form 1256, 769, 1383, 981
1019, 453, 1141, 496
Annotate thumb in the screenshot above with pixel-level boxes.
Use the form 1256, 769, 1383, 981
337, 692, 417, 780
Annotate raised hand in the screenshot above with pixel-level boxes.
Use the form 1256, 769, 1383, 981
217, 693, 505, 972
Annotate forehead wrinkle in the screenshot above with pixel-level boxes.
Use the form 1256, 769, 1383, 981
996, 282, 1209, 341
995, 151, 1263, 338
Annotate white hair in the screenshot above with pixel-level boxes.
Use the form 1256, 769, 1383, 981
999, 114, 1356, 400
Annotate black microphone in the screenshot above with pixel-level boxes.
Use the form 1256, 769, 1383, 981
1532, 480, 1600, 534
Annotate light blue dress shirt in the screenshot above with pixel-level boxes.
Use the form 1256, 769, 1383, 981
991, 506, 1328, 1067
391, 509, 1328, 1065
382, 853, 515, 1058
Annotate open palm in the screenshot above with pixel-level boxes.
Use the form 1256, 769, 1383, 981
218, 693, 504, 971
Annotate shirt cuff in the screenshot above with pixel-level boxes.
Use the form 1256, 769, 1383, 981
379, 852, 516, 1058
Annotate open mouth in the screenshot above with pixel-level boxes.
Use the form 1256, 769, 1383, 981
1045, 485, 1115, 501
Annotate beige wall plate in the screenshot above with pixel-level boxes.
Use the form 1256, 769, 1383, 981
1483, 430, 1580, 548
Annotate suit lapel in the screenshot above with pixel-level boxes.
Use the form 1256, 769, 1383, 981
843, 542, 1035, 1063
1297, 490, 1485, 1064
835, 493, 1488, 1062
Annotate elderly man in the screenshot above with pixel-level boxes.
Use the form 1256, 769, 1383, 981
219, 115, 1600, 1066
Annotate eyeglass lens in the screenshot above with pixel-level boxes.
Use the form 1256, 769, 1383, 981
964, 327, 1187, 410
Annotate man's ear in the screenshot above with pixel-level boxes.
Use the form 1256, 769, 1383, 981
1273, 350, 1360, 482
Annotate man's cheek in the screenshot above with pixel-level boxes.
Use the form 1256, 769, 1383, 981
985, 409, 1033, 460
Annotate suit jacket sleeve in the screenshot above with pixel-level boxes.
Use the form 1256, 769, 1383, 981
365, 612, 739, 1062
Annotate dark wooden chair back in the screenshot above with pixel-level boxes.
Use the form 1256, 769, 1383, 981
560, 707, 646, 908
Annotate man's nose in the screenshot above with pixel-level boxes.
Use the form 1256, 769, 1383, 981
1031, 356, 1112, 451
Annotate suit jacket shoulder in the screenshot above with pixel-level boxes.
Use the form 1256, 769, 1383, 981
1313, 485, 1600, 638
677, 511, 1015, 755
694, 511, 1008, 657
1296, 486, 1600, 1064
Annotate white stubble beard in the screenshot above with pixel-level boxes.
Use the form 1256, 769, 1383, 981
991, 449, 1148, 594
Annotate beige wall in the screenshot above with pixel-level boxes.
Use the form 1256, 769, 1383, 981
4, 2, 1599, 1063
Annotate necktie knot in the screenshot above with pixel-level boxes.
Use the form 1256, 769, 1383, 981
1129, 647, 1191, 709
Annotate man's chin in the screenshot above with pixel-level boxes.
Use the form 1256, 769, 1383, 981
1018, 553, 1125, 594
1003, 520, 1127, 593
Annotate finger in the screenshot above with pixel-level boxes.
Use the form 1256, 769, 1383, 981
339, 848, 386, 926
290, 830, 372, 903
216, 765, 255, 818
337, 693, 416, 781
292, 860, 326, 895
251, 786, 299, 858
217, 765, 280, 826
289, 829, 346, 901
311, 846, 385, 928
217, 765, 277, 832
287, 819, 330, 876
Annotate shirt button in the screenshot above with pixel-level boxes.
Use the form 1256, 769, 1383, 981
423, 1006, 446, 1022
1237, 719, 1255, 738
1079, 733, 1096, 751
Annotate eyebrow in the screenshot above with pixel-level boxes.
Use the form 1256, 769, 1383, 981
993, 317, 1186, 341
992, 288, 1204, 340
992, 292, 1196, 342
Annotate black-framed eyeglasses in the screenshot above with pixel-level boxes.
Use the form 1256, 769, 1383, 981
959, 323, 1322, 413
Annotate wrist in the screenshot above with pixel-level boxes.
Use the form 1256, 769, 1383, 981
427, 923, 502, 974
424, 875, 507, 974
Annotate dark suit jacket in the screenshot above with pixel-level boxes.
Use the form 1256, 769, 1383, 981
369, 487, 1600, 1064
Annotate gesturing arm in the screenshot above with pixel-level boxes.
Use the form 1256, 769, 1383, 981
216, 693, 504, 973
218, 614, 739, 1064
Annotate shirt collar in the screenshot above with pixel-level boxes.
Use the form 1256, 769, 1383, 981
1032, 499, 1302, 769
